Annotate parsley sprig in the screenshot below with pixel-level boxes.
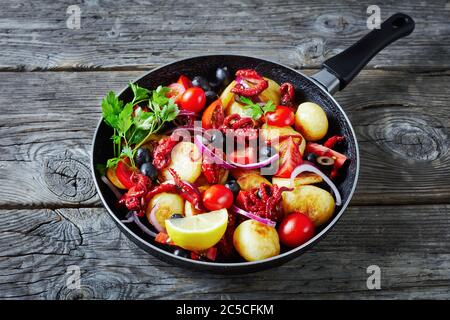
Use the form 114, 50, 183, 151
239, 96, 276, 120
101, 83, 179, 169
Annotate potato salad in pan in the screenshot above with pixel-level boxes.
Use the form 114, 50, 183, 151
97, 67, 348, 262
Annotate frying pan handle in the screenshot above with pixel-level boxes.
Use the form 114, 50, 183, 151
311, 13, 414, 93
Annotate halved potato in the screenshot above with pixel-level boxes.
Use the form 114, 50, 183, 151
272, 173, 323, 188
281, 185, 335, 227
260, 124, 306, 155
184, 200, 204, 217
147, 192, 184, 229
259, 78, 281, 104
161, 142, 202, 183
295, 102, 329, 141
233, 219, 280, 262
237, 172, 271, 191
226, 100, 247, 117
219, 80, 237, 109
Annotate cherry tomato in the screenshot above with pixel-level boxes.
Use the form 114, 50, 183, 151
166, 83, 186, 104
177, 75, 192, 90
179, 87, 206, 113
278, 212, 315, 247
265, 106, 295, 127
229, 146, 257, 165
115, 159, 138, 189
202, 99, 224, 129
202, 184, 234, 211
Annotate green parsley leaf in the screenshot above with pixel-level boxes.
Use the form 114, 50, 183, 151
101, 91, 123, 129
240, 96, 276, 120
106, 157, 120, 168
121, 146, 134, 160
117, 102, 133, 135
134, 107, 156, 130
129, 82, 150, 103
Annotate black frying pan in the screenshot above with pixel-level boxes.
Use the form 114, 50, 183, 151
91, 13, 414, 273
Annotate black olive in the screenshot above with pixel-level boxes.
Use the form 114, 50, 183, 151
192, 76, 211, 91
140, 162, 158, 180
215, 67, 231, 86
205, 90, 218, 106
173, 248, 190, 258
225, 180, 241, 197
306, 153, 317, 163
135, 147, 151, 168
316, 156, 335, 167
170, 214, 184, 220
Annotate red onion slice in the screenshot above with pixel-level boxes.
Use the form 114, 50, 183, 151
194, 135, 237, 170
177, 110, 196, 116
229, 153, 279, 169
101, 175, 123, 199
132, 212, 158, 237
290, 163, 342, 206
148, 204, 165, 232
231, 205, 277, 228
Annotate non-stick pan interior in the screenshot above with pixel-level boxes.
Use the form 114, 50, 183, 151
92, 55, 359, 273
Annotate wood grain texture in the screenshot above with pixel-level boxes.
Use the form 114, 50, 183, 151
0, 70, 448, 207
0, 0, 448, 71
0, 205, 449, 299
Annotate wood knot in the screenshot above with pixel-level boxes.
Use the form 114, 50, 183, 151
293, 38, 325, 67
374, 114, 447, 162
315, 14, 352, 34
43, 155, 96, 202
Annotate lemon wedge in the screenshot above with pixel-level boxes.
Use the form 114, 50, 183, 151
165, 209, 228, 251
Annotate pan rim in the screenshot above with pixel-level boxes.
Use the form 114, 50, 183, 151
90, 54, 360, 269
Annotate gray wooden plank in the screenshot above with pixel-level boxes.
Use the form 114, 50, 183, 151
0, 70, 448, 207
0, 205, 449, 299
0, 0, 448, 70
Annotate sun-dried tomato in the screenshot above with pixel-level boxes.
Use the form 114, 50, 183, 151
280, 82, 295, 108
168, 168, 204, 211
216, 210, 238, 260
201, 160, 222, 184
323, 135, 345, 149
231, 69, 268, 97
152, 135, 179, 170
119, 173, 152, 216
220, 114, 258, 142
236, 183, 292, 222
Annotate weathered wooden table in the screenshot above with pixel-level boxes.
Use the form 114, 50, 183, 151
0, 0, 449, 299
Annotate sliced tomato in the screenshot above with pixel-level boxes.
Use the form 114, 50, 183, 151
274, 137, 303, 178
306, 142, 347, 170
229, 146, 257, 165
202, 99, 225, 129
177, 75, 192, 90
166, 83, 186, 104
115, 159, 138, 189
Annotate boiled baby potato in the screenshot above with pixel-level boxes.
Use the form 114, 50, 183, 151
161, 142, 202, 183
281, 185, 335, 227
147, 192, 184, 229
258, 78, 281, 105
294, 102, 329, 141
260, 124, 306, 155
233, 219, 280, 262
226, 100, 247, 117
237, 172, 271, 191
219, 80, 237, 109
272, 173, 323, 188
184, 200, 204, 217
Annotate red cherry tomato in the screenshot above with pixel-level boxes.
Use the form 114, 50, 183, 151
202, 99, 225, 129
177, 75, 192, 90
166, 83, 186, 104
115, 159, 138, 189
229, 146, 257, 165
202, 184, 234, 211
278, 212, 315, 247
265, 106, 295, 127
179, 87, 206, 113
